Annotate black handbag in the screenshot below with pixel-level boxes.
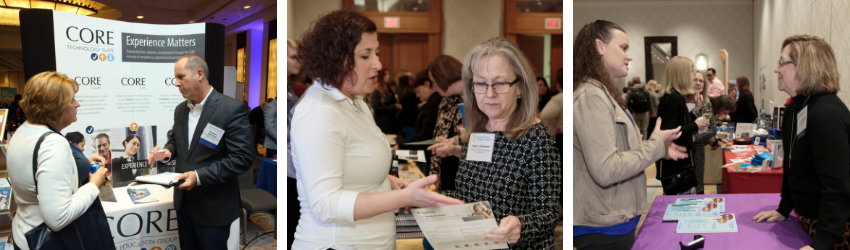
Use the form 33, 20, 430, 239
660, 164, 698, 195
21, 132, 116, 250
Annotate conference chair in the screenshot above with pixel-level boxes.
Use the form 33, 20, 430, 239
238, 157, 277, 244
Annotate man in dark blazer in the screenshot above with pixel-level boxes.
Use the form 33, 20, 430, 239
148, 54, 253, 250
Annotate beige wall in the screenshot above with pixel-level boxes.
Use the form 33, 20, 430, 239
754, 0, 850, 110
291, 0, 342, 40
574, 1, 754, 92
442, 0, 503, 61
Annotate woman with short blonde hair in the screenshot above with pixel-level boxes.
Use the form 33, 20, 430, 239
754, 35, 850, 250
428, 37, 561, 249
9, 71, 113, 250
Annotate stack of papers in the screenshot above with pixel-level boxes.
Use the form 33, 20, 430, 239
751, 152, 774, 166
675, 197, 725, 212
135, 172, 183, 186
663, 204, 722, 221
676, 214, 738, 233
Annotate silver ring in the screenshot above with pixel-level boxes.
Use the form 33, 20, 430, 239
507, 237, 511, 243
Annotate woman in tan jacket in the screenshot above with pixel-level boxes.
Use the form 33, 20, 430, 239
573, 20, 689, 250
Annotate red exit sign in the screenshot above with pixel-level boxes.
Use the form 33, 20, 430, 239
545, 18, 561, 30
384, 17, 400, 28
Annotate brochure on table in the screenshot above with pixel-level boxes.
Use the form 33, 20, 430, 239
663, 204, 722, 221
411, 201, 508, 250
675, 197, 725, 212
677, 214, 738, 233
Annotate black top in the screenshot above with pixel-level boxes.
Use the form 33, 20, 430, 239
731, 92, 758, 123
249, 106, 265, 144
447, 122, 561, 250
400, 92, 442, 145
396, 89, 420, 128
371, 89, 398, 134
778, 93, 850, 250
538, 93, 552, 112
656, 90, 698, 179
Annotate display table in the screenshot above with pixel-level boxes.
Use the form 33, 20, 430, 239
633, 193, 811, 250
397, 160, 429, 250
102, 184, 240, 250
721, 145, 783, 194
257, 158, 277, 197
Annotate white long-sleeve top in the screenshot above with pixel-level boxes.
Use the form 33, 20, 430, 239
290, 82, 395, 250
7, 122, 100, 250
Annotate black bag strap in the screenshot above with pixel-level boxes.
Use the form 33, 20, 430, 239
31, 132, 55, 195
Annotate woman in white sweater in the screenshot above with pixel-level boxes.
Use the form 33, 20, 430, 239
7, 71, 112, 250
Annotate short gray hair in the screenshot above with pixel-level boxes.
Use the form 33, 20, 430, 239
177, 54, 210, 81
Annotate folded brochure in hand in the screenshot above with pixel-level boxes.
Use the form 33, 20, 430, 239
134, 172, 184, 186
411, 201, 508, 250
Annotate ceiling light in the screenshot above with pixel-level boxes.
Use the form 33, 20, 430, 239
244, 5, 250, 9
189, 20, 195, 23
137, 15, 143, 19
0, 0, 103, 26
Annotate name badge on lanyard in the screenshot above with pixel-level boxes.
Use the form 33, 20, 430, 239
796, 107, 808, 141
466, 133, 496, 162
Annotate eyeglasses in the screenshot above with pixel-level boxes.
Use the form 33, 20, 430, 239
471, 78, 520, 94
778, 60, 795, 67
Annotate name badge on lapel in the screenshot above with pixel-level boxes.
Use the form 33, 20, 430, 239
466, 133, 495, 162
199, 123, 225, 149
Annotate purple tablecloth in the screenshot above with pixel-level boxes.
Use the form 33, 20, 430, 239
632, 193, 811, 250
256, 158, 277, 197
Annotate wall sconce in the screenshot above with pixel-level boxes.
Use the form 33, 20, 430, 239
695, 53, 709, 71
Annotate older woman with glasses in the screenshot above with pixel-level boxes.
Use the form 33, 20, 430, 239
428, 37, 561, 249
753, 35, 850, 250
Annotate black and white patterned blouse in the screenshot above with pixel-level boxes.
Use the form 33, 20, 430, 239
444, 122, 562, 250
692, 101, 717, 193
430, 95, 463, 177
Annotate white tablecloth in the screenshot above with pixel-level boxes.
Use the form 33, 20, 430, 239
102, 184, 240, 250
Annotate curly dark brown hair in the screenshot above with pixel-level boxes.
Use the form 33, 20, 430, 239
299, 9, 377, 89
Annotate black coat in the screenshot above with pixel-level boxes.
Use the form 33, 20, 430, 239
396, 89, 420, 129
656, 91, 698, 179
778, 93, 850, 249
396, 92, 443, 148
248, 106, 265, 144
371, 89, 398, 134
164, 90, 254, 227
731, 92, 758, 123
